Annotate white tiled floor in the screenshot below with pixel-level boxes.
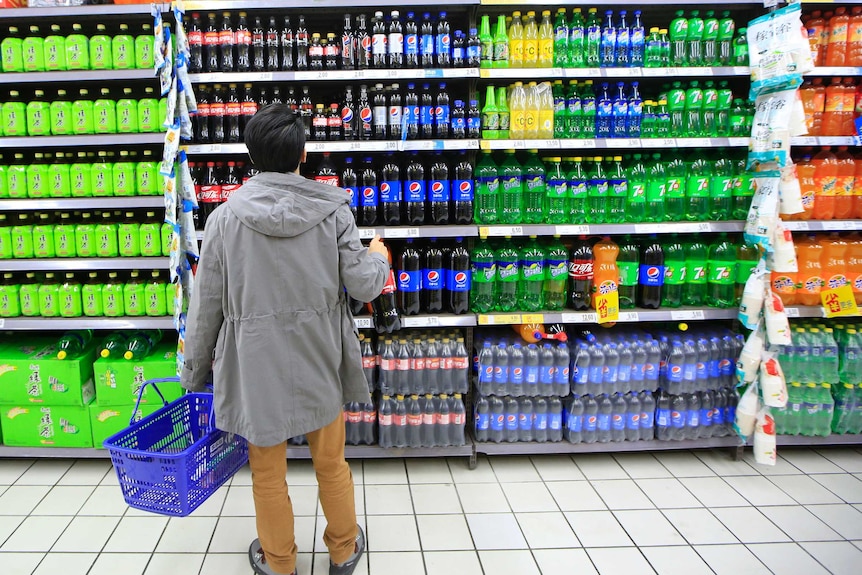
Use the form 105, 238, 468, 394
1, 447, 862, 574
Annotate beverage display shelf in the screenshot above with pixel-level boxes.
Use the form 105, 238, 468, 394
189, 68, 479, 83
353, 314, 477, 330
480, 221, 745, 237
183, 0, 479, 10
0, 133, 165, 149
475, 436, 742, 456
480, 137, 750, 151
357, 226, 478, 239
0, 257, 170, 272
185, 139, 478, 155
807, 67, 862, 77
0, 69, 155, 85
479, 0, 764, 5
775, 434, 862, 446
0, 4, 164, 19
792, 136, 860, 146
477, 307, 740, 325
783, 220, 862, 232
479, 66, 750, 79
0, 197, 165, 211
0, 317, 175, 330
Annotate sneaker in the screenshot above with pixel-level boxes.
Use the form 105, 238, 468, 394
329, 526, 365, 575
248, 538, 297, 575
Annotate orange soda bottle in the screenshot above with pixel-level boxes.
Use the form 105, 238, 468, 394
826, 8, 850, 67
842, 77, 857, 135
796, 155, 816, 220
846, 234, 862, 304
822, 233, 849, 291
771, 269, 797, 306
834, 146, 856, 219
591, 236, 619, 312
850, 7, 862, 66
822, 78, 845, 136
795, 235, 825, 306
812, 147, 838, 220
807, 11, 828, 66
853, 152, 862, 218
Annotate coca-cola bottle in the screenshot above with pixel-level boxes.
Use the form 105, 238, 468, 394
235, 12, 252, 72
341, 14, 355, 70
194, 86, 210, 142
373, 266, 402, 334
300, 86, 313, 139
309, 33, 324, 70
258, 86, 272, 108
240, 83, 257, 134
295, 15, 309, 70
219, 12, 235, 72
312, 104, 328, 141
204, 13, 219, 72
356, 14, 371, 70
250, 16, 264, 71
342, 86, 356, 141
358, 84, 372, 140
225, 84, 241, 143
324, 33, 339, 69
568, 236, 593, 310
198, 161, 222, 229
327, 103, 342, 140
221, 161, 242, 203
188, 13, 204, 72
209, 85, 225, 143
281, 16, 294, 70
266, 16, 280, 71
270, 85, 283, 104
314, 153, 340, 186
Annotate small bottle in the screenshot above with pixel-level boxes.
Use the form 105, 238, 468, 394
54, 212, 76, 257
90, 23, 113, 70
19, 272, 40, 316
82, 272, 103, 317
102, 271, 124, 317
145, 270, 167, 316
43, 24, 66, 71
113, 23, 135, 69
38, 272, 61, 317
95, 211, 119, 257
0, 272, 21, 318
94, 88, 117, 134
123, 270, 145, 317
32, 213, 55, 258
58, 273, 83, 318
116, 88, 139, 133
23, 25, 45, 72
118, 211, 141, 257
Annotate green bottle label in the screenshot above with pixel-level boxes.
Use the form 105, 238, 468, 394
138, 100, 157, 132
75, 225, 95, 257
23, 38, 45, 72
736, 259, 757, 284
118, 223, 141, 257
91, 165, 113, 196
90, 37, 112, 69
27, 166, 47, 197
628, 182, 646, 203
547, 260, 567, 281
0, 285, 21, 317
547, 182, 567, 198
54, 225, 75, 257
569, 181, 587, 198
668, 90, 686, 110
49, 166, 71, 198
497, 259, 519, 283
20, 284, 39, 316
50, 102, 72, 135
588, 180, 609, 197
1, 38, 23, 72
136, 162, 157, 194
618, 261, 639, 286
73, 102, 94, 134
44, 37, 65, 70
711, 176, 733, 199
611, 179, 627, 197
82, 284, 103, 316
161, 223, 172, 256
646, 180, 666, 202
686, 260, 707, 285
8, 166, 26, 198
0, 228, 11, 259
38, 285, 59, 317
145, 283, 167, 316
135, 36, 153, 68
65, 36, 89, 69
113, 164, 135, 196
708, 259, 735, 285
3, 102, 26, 136
666, 177, 684, 199
521, 259, 545, 282
71, 165, 92, 197
26, 102, 50, 135
94, 102, 116, 134
124, 283, 144, 316
103, 285, 123, 316
113, 37, 133, 69
96, 225, 119, 257
59, 285, 82, 317
117, 101, 137, 133
12, 226, 33, 258
139, 224, 160, 256
33, 226, 55, 258
664, 262, 687, 285
685, 176, 710, 198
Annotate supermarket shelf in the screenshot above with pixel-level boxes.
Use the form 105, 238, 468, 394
0, 257, 169, 272
776, 434, 862, 446
186, 139, 478, 155
480, 0, 763, 4
479, 66, 749, 80
477, 307, 739, 326
806, 67, 862, 77
184, 0, 478, 9
190, 68, 478, 83
0, 317, 175, 330
792, 136, 860, 146
480, 221, 744, 237
353, 314, 477, 330
480, 137, 750, 151
0, 133, 164, 149
475, 436, 741, 456
784, 306, 828, 319
0, 4, 162, 18
784, 220, 862, 232
0, 69, 155, 84
0, 197, 165, 210
357, 226, 478, 240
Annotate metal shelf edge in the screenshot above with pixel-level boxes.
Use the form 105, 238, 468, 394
0, 257, 170, 271
0, 317, 176, 330
475, 437, 741, 455
0, 197, 165, 210
0, 133, 165, 148
0, 4, 163, 18
0, 69, 155, 84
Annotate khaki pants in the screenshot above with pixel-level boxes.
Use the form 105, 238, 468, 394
248, 413, 358, 575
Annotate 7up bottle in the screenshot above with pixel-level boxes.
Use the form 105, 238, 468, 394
706, 235, 736, 308
683, 240, 708, 306
684, 152, 711, 221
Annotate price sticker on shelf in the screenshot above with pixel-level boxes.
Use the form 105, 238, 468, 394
626, 139, 642, 149
795, 136, 818, 146
384, 228, 417, 239
358, 228, 377, 240
464, 139, 480, 149
403, 316, 440, 328
619, 311, 639, 322
541, 140, 560, 149
660, 138, 677, 148
582, 313, 598, 323
555, 225, 590, 235
521, 314, 545, 324
671, 310, 706, 321
354, 317, 373, 330
784, 221, 809, 231
821, 285, 860, 318
307, 142, 327, 152
511, 139, 526, 149
785, 307, 800, 318
677, 222, 712, 233
595, 290, 619, 324
478, 314, 522, 325
192, 144, 222, 154
634, 224, 662, 234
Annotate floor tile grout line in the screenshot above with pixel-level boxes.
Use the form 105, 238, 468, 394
445, 456, 488, 575
744, 541, 835, 575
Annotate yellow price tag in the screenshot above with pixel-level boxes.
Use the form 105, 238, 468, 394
821, 284, 859, 318
521, 314, 545, 324
478, 226, 489, 239
595, 290, 620, 324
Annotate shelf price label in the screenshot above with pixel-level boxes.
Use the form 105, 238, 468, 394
191, 144, 222, 154
521, 314, 545, 324
554, 225, 590, 235
595, 290, 619, 324
478, 314, 522, 325
483, 226, 523, 237
541, 140, 559, 149
385, 227, 420, 239
671, 310, 706, 321
785, 307, 800, 318
403, 316, 440, 328
354, 317, 373, 329
659, 138, 677, 148
619, 311, 639, 322
677, 222, 712, 233
358, 228, 377, 240
784, 221, 809, 231
821, 285, 860, 318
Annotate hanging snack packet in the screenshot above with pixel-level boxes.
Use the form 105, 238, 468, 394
753, 407, 777, 465
768, 222, 798, 272
760, 350, 788, 407
737, 323, 766, 385
748, 7, 803, 96
739, 259, 767, 330
778, 163, 804, 215
734, 382, 761, 441
764, 290, 793, 346
749, 89, 797, 167
744, 174, 780, 251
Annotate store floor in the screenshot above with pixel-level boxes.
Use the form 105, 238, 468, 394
0, 448, 861, 575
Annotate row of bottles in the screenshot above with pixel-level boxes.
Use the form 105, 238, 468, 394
475, 332, 571, 398
792, 148, 862, 221
474, 394, 564, 443
55, 328, 165, 361
800, 78, 862, 137
803, 7, 862, 67
773, 234, 862, 307
378, 393, 467, 448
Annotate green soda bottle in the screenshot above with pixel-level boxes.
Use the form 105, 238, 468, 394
518, 237, 545, 312
701, 81, 718, 137
70, 151, 92, 197
23, 25, 45, 72
565, 81, 582, 138
684, 81, 704, 137
0, 214, 11, 259
585, 8, 600, 67
607, 156, 627, 224
553, 81, 567, 139
90, 24, 112, 70
655, 98, 671, 136
26, 153, 49, 198
2, 91, 25, 136
664, 156, 686, 221
729, 98, 747, 137
684, 151, 711, 221
91, 151, 114, 196
617, 237, 639, 309
116, 88, 138, 133
99, 332, 128, 358
586, 157, 608, 224
645, 154, 666, 222
702, 11, 719, 66
124, 329, 163, 360
49, 89, 73, 135
718, 12, 735, 66
32, 213, 55, 258
480, 86, 499, 140
522, 151, 546, 224
479, 14, 493, 68
568, 156, 588, 223
43, 24, 66, 71
686, 11, 705, 67
82, 272, 103, 317
135, 23, 154, 69
49, 153, 72, 198
136, 150, 158, 195
710, 156, 734, 220
1, 26, 23, 72
0, 156, 6, 198
59, 272, 83, 318
0, 273, 21, 318
53, 212, 75, 257
666, 83, 686, 137
625, 154, 647, 223
662, 236, 686, 308
495, 240, 519, 312
669, 11, 688, 66
55, 329, 93, 359
706, 234, 736, 308
496, 86, 510, 139
545, 156, 568, 224
732, 28, 748, 66
94, 88, 117, 134
492, 14, 509, 68
26, 90, 50, 136
568, 8, 585, 68
74, 212, 96, 258
137, 87, 159, 133
499, 151, 523, 224
118, 212, 141, 257
102, 271, 124, 317
161, 221, 173, 256
113, 23, 134, 69
542, 237, 568, 310
682, 240, 708, 306
95, 212, 119, 257
72, 88, 94, 135
732, 155, 755, 219
113, 151, 136, 196
124, 270, 144, 316
38, 272, 60, 317
19, 272, 40, 316
145, 270, 168, 316
716, 81, 733, 136
65, 23, 90, 70
139, 211, 161, 257
6, 154, 27, 198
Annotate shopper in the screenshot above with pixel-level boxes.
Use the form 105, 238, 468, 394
181, 103, 389, 575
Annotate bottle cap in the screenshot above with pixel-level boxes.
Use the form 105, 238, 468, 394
57, 350, 68, 360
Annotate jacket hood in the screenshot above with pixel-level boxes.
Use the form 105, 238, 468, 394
226, 172, 349, 238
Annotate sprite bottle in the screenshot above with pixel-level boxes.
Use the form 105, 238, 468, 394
543, 237, 568, 311
518, 237, 545, 312
625, 154, 647, 223
545, 156, 568, 224
470, 240, 496, 313
495, 240, 519, 312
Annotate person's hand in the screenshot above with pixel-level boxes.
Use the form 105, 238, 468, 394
368, 235, 388, 259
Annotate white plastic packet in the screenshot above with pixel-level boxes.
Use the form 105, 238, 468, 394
768, 222, 799, 272
749, 89, 797, 167
739, 259, 767, 330
745, 174, 780, 251
753, 407, 777, 465
764, 290, 793, 346
737, 323, 765, 385
760, 350, 788, 407
790, 90, 808, 137
778, 163, 804, 215
749, 4, 808, 97
734, 382, 761, 441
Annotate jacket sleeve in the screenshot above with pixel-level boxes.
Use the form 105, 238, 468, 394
181, 214, 225, 392
336, 205, 389, 303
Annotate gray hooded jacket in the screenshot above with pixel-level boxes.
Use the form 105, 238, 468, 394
181, 171, 389, 447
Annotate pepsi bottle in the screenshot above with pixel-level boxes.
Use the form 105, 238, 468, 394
372, 11, 387, 69
436, 12, 451, 67
422, 240, 444, 313
568, 236, 593, 310
356, 14, 371, 69
420, 13, 435, 68
342, 157, 359, 222
341, 14, 355, 70
389, 10, 404, 68
358, 84, 372, 140
389, 84, 403, 140
398, 240, 422, 316
342, 86, 356, 140
467, 28, 481, 67
467, 99, 481, 139
405, 12, 419, 68
381, 155, 402, 226
404, 83, 420, 139
638, 238, 664, 309
453, 154, 474, 225
429, 155, 451, 225
451, 100, 466, 139
447, 238, 471, 315
435, 83, 450, 139
372, 83, 387, 140
359, 157, 378, 226
404, 153, 426, 225
420, 84, 434, 139
452, 31, 465, 68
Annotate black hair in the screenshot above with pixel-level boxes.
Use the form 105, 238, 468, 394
244, 103, 306, 173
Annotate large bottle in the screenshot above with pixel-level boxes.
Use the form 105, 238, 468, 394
638, 239, 664, 309
592, 237, 619, 314
518, 237, 545, 312
568, 236, 593, 310
706, 235, 736, 308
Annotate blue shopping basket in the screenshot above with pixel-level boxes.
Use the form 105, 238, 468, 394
103, 377, 249, 517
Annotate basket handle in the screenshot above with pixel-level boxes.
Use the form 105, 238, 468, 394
129, 377, 175, 425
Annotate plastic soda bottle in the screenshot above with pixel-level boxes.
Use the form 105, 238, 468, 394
733, 28, 748, 66
669, 11, 688, 66
0, 273, 20, 318
492, 14, 509, 68
568, 8, 585, 67
113, 23, 135, 69
646, 154, 667, 222
65, 23, 90, 70
683, 240, 708, 306
702, 11, 719, 66
524, 12, 539, 68
665, 156, 686, 220
827, 8, 850, 67
1, 26, 23, 72
645, 28, 662, 67
684, 81, 704, 137
525, 82, 541, 139
607, 156, 627, 223
145, 270, 168, 316
509, 82, 526, 139
686, 11, 705, 66
124, 329, 163, 360
625, 154, 646, 222
19, 273, 39, 316
565, 81, 583, 136
23, 26, 45, 72
586, 157, 608, 224
667, 82, 686, 135
479, 14, 493, 68
710, 156, 734, 220
495, 240, 519, 311
592, 237, 619, 312
567, 156, 588, 223
553, 81, 567, 139
834, 147, 855, 219
630, 10, 645, 67
56, 329, 93, 359
545, 157, 567, 224
706, 235, 736, 308
496, 86, 510, 138
662, 236, 686, 308
732, 156, 755, 219
481, 85, 499, 140
537, 82, 554, 139
475, 151, 499, 224
538, 10, 554, 67
684, 151, 711, 221
500, 151, 523, 224
617, 238, 639, 309
519, 237, 545, 311
543, 238, 568, 310
600, 10, 616, 67
470, 240, 496, 313
509, 11, 524, 68
701, 81, 718, 136
585, 8, 601, 66
38, 272, 60, 317
796, 236, 825, 306
33, 213, 55, 258
718, 11, 735, 65
82, 272, 103, 317
553, 9, 569, 67
813, 148, 838, 220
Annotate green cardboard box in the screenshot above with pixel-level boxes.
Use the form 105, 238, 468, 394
94, 341, 181, 406
89, 403, 162, 448
0, 403, 94, 448
0, 337, 98, 406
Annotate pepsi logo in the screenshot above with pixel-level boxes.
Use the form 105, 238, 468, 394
389, 107, 400, 118
671, 366, 682, 375
513, 368, 523, 377
380, 182, 391, 194
647, 266, 661, 279
399, 272, 410, 284
459, 181, 472, 193
431, 181, 444, 193
435, 106, 444, 116
406, 36, 417, 48
362, 187, 376, 199
484, 366, 492, 376
454, 272, 468, 286
408, 181, 422, 193
361, 37, 371, 49
494, 367, 502, 376
359, 107, 372, 123
341, 108, 354, 122
613, 415, 622, 422
427, 270, 440, 283
588, 416, 597, 424
506, 415, 516, 423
